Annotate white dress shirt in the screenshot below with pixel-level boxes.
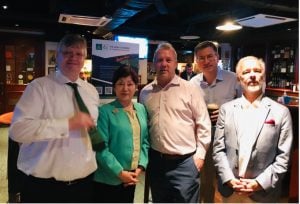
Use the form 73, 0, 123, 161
140, 75, 211, 159
238, 94, 263, 177
9, 71, 100, 181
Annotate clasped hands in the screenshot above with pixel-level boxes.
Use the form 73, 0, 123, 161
119, 168, 143, 187
227, 178, 262, 195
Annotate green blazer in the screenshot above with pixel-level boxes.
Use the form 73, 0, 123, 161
94, 100, 149, 185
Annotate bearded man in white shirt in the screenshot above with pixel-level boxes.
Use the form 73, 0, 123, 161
9, 34, 100, 202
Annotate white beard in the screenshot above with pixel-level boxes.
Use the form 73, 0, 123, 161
242, 83, 263, 94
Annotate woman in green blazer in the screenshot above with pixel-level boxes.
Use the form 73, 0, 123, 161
93, 65, 149, 203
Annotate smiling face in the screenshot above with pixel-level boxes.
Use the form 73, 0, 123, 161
195, 46, 219, 74
154, 48, 177, 87
236, 56, 265, 97
114, 76, 137, 105
57, 44, 86, 81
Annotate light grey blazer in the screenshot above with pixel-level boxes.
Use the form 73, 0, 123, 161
213, 96, 293, 202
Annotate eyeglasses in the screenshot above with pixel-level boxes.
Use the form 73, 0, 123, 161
196, 54, 216, 63
61, 51, 85, 58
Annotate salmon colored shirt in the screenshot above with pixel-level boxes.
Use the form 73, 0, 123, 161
140, 75, 211, 159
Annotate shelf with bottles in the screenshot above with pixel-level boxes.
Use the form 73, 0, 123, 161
267, 44, 296, 89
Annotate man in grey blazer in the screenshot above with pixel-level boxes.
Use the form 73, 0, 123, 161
213, 56, 293, 202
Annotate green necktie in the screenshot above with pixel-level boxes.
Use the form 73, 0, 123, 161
67, 82, 104, 151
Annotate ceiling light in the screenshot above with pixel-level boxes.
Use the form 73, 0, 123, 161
180, 35, 200, 40
216, 22, 242, 31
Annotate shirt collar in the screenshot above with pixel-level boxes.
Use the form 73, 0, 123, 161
152, 75, 180, 89
216, 67, 224, 81
200, 67, 223, 88
55, 70, 84, 87
241, 93, 263, 109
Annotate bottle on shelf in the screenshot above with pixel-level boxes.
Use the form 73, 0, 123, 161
290, 48, 294, 59
284, 47, 290, 59
289, 61, 294, 73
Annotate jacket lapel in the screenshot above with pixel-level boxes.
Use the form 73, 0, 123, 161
245, 97, 271, 150
233, 98, 243, 147
253, 97, 271, 143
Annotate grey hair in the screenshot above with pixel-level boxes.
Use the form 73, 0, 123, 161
57, 34, 87, 57
153, 42, 177, 62
236, 56, 265, 76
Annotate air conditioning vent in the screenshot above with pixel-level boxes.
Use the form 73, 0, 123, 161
237, 14, 297, 28
58, 14, 112, 27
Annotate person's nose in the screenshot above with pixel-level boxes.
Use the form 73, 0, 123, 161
160, 60, 167, 67
250, 72, 256, 80
124, 84, 132, 91
203, 57, 210, 64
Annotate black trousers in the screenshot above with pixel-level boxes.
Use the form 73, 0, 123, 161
93, 181, 136, 203
21, 173, 94, 203
7, 138, 23, 203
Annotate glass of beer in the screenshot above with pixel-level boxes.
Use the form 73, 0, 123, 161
207, 103, 219, 126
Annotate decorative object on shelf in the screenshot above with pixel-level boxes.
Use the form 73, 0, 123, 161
6, 65, 13, 84
18, 73, 24, 85
25, 52, 35, 83
26, 52, 35, 70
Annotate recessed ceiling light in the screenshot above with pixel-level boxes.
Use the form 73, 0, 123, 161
180, 35, 200, 40
216, 22, 242, 31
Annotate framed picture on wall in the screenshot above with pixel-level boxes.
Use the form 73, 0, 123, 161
48, 50, 56, 66
45, 42, 58, 75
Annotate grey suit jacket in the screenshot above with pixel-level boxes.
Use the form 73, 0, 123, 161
213, 96, 293, 202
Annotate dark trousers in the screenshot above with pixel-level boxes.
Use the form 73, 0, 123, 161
148, 149, 200, 203
7, 138, 23, 203
93, 181, 136, 203
200, 142, 216, 203
21, 173, 94, 203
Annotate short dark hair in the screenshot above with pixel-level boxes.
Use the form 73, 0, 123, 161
57, 34, 87, 57
112, 64, 139, 87
186, 63, 192, 68
194, 41, 218, 54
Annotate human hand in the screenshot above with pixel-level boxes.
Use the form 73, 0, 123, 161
210, 109, 219, 124
226, 178, 245, 192
239, 178, 262, 193
118, 170, 138, 187
193, 157, 204, 171
135, 167, 143, 177
69, 112, 95, 131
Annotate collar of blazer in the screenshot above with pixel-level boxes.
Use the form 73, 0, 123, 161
233, 95, 272, 109
233, 96, 271, 147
